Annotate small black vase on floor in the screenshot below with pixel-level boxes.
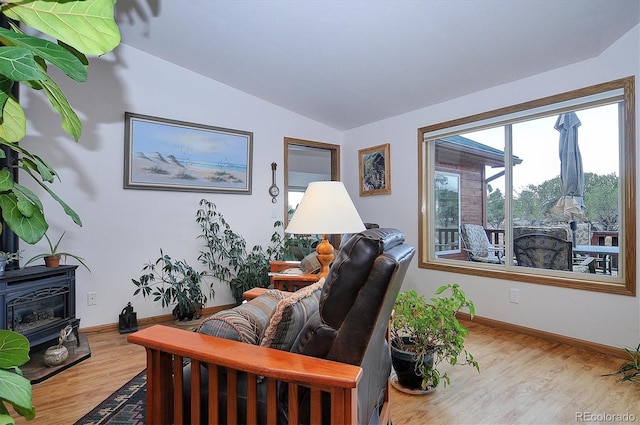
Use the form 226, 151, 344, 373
391, 337, 434, 390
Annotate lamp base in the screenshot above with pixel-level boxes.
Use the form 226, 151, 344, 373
316, 236, 335, 278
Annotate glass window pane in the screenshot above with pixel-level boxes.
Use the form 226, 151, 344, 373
434, 171, 460, 254
511, 105, 620, 274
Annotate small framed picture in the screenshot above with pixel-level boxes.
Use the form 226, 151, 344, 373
359, 143, 391, 196
124, 112, 252, 194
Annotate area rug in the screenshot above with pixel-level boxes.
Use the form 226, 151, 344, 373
73, 370, 146, 424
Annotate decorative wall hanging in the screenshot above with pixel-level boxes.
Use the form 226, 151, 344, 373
358, 143, 391, 196
124, 112, 253, 194
268, 162, 279, 203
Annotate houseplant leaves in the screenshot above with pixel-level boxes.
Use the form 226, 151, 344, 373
0, 330, 35, 423
0, 0, 120, 244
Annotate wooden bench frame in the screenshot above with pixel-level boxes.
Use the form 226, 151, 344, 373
128, 324, 374, 424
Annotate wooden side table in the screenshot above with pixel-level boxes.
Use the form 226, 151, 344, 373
243, 273, 319, 301
243, 263, 320, 301
268, 260, 320, 292
269, 273, 319, 292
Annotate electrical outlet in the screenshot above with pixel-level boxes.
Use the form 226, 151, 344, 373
509, 288, 519, 304
87, 292, 97, 306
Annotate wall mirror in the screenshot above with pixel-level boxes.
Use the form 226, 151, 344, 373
284, 137, 340, 252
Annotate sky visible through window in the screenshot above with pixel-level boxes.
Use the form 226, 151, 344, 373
462, 103, 619, 195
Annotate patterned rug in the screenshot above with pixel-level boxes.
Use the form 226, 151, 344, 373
74, 370, 146, 424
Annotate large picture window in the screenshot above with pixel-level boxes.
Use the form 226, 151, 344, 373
418, 77, 636, 295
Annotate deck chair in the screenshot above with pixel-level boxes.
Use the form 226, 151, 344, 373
460, 223, 504, 264
513, 233, 594, 273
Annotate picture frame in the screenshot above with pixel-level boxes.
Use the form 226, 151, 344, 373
124, 112, 252, 194
359, 143, 391, 196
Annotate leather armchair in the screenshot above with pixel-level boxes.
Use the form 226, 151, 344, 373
128, 228, 415, 424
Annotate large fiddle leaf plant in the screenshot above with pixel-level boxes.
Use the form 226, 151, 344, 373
0, 0, 120, 244
0, 330, 34, 423
0, 1, 120, 423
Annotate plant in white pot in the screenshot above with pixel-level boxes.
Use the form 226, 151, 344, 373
390, 284, 479, 391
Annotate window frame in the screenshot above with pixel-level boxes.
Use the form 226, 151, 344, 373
418, 77, 636, 296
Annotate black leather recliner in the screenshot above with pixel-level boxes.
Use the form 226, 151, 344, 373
185, 228, 415, 424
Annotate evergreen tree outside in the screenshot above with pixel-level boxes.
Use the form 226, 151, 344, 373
504, 172, 618, 230
486, 185, 504, 229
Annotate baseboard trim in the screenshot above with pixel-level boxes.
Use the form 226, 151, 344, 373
79, 304, 236, 334
458, 312, 629, 360
80, 305, 628, 360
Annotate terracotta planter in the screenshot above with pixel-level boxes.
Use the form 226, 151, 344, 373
44, 255, 61, 268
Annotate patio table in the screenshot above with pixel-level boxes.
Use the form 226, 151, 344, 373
573, 245, 619, 274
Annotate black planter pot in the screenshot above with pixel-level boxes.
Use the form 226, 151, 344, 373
391, 337, 434, 391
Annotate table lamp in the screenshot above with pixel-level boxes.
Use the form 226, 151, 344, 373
285, 181, 365, 277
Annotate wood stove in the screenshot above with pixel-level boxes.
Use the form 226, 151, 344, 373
1, 265, 77, 349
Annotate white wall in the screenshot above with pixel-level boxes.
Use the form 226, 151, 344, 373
16, 24, 640, 349
19, 44, 342, 327
342, 25, 640, 349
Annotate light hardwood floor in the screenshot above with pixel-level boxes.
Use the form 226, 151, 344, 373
15, 320, 639, 425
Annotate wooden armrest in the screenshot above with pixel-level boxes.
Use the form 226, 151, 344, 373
243, 287, 270, 300
128, 325, 361, 424
128, 325, 361, 387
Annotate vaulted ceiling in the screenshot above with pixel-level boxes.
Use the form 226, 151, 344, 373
116, 1, 640, 131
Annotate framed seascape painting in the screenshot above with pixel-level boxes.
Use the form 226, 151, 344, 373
358, 143, 391, 196
124, 112, 252, 194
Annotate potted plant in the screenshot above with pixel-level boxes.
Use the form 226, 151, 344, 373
196, 199, 285, 304
0, 250, 21, 274
603, 342, 640, 385
390, 284, 479, 391
24, 232, 90, 271
132, 250, 213, 322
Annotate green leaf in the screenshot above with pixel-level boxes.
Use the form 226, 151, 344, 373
0, 169, 13, 192
0, 27, 87, 82
19, 157, 55, 184
15, 197, 34, 219
1, 0, 121, 56
11, 184, 44, 212
7, 143, 58, 183
0, 76, 12, 112
0, 331, 29, 369
0, 369, 35, 420
0, 192, 47, 244
21, 169, 82, 227
0, 97, 26, 143
0, 46, 47, 81
38, 73, 82, 141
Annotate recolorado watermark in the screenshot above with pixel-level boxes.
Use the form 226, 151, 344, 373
576, 411, 637, 422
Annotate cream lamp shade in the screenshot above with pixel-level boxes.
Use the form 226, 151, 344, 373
285, 181, 366, 277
